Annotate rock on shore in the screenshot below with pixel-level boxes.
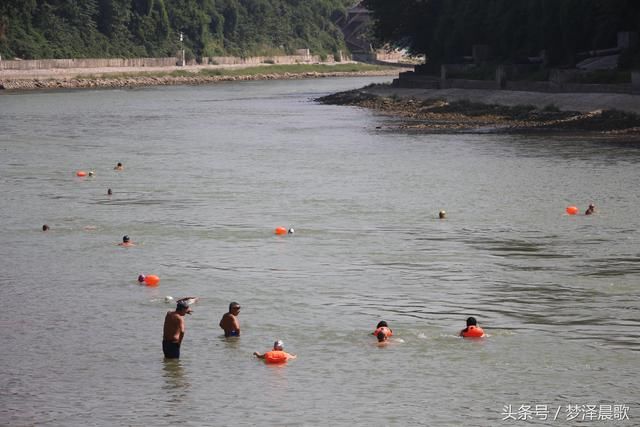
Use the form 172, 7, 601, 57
317, 86, 640, 136
0, 70, 396, 91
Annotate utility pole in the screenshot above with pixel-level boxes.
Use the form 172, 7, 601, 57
180, 32, 185, 66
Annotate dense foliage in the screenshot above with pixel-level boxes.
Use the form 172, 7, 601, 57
363, 0, 640, 67
0, 0, 353, 59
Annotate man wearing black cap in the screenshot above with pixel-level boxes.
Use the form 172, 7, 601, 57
162, 299, 193, 359
219, 302, 241, 337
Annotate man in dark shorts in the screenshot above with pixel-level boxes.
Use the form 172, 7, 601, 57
163, 300, 192, 359
219, 302, 241, 337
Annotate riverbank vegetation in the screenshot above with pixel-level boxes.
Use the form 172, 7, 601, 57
76, 63, 389, 80
0, 0, 353, 60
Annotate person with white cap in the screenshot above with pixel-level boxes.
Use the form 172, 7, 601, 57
254, 340, 296, 364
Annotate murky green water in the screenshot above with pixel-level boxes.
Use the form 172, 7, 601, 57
1, 77, 638, 426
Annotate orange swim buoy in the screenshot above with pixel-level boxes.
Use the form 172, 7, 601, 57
274, 227, 287, 235
566, 206, 579, 215
264, 350, 288, 364
144, 274, 160, 286
461, 325, 485, 338
76, 170, 87, 177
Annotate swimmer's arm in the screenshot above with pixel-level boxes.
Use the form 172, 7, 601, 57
253, 352, 265, 359
178, 317, 185, 344
232, 317, 240, 335
287, 354, 297, 360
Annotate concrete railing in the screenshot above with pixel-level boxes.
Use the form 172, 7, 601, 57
0, 57, 178, 70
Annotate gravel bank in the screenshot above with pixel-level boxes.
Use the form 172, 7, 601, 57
317, 85, 640, 137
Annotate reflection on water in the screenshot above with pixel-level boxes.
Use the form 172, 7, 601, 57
162, 359, 190, 396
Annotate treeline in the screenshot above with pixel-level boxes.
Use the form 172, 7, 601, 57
0, 0, 353, 60
363, 0, 640, 67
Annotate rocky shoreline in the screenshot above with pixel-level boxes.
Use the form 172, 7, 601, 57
0, 69, 399, 91
317, 85, 640, 137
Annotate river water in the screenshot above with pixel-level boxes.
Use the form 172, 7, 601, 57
1, 77, 638, 426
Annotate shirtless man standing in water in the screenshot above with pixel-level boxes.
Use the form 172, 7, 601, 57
163, 300, 192, 359
219, 302, 241, 337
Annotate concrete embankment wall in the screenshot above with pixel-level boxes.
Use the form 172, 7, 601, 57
0, 57, 178, 70
0, 53, 346, 71
203, 53, 345, 65
396, 69, 640, 95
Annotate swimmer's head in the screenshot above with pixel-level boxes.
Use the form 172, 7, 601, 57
273, 340, 284, 350
42, 224, 50, 231
377, 331, 388, 342
107, 188, 112, 195
123, 235, 130, 243
439, 210, 446, 219
589, 204, 595, 208
117, 163, 122, 167
466, 316, 477, 327
376, 321, 388, 328
138, 274, 145, 283
176, 300, 192, 314
288, 228, 295, 234
229, 302, 241, 312
88, 171, 94, 176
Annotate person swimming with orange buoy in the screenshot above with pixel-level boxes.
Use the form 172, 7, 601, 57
585, 204, 595, 215
372, 321, 393, 339
118, 235, 135, 247
254, 340, 296, 364
460, 316, 485, 338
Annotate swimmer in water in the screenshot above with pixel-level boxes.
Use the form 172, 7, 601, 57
114, 162, 123, 171
107, 188, 112, 196
439, 210, 447, 219
460, 316, 486, 338
88, 171, 95, 177
118, 235, 135, 247
376, 330, 390, 346
42, 224, 50, 231
288, 228, 295, 234
254, 340, 296, 362
585, 204, 595, 215
372, 321, 393, 339
162, 300, 193, 359
219, 302, 241, 337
